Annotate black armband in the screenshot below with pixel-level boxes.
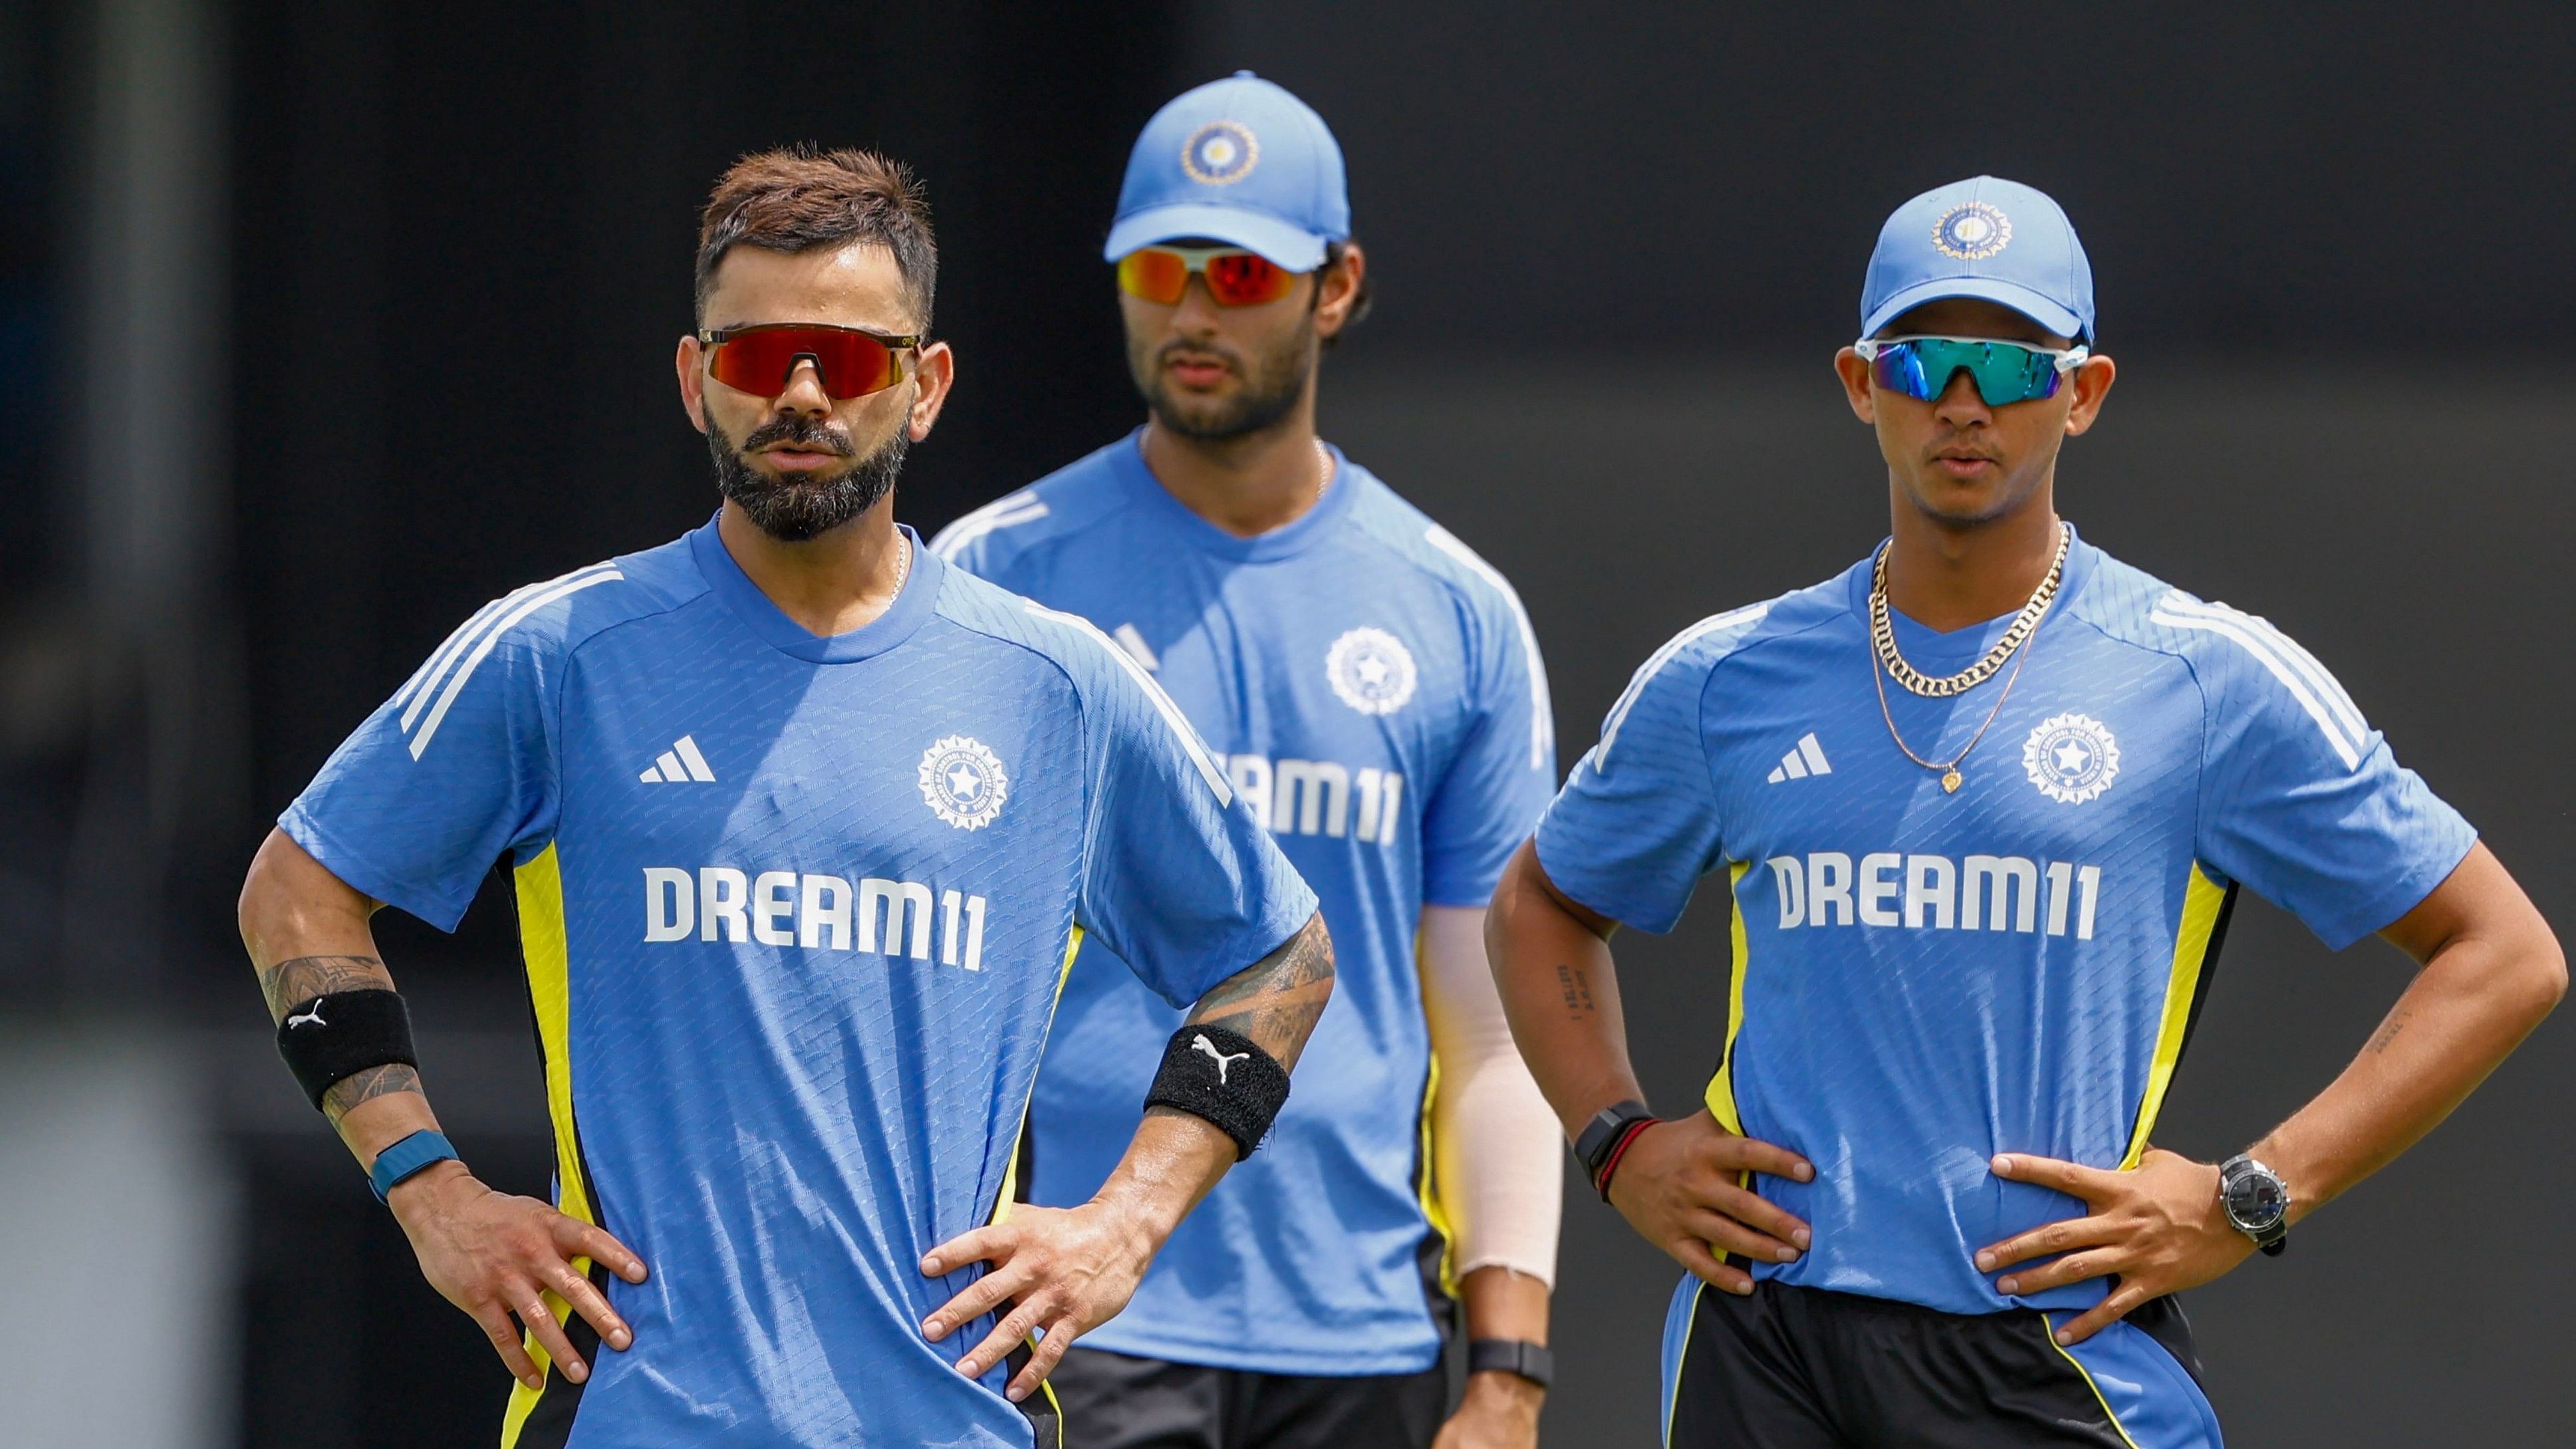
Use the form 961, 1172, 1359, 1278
275, 989, 418, 1110
1144, 1024, 1289, 1160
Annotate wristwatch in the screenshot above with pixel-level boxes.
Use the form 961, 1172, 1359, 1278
2218, 1154, 2290, 1256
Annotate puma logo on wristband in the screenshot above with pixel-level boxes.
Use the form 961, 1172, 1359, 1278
287, 1001, 328, 1029
1191, 1033, 1251, 1085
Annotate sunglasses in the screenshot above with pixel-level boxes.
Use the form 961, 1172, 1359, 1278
1853, 335, 2091, 406
1115, 245, 1302, 308
696, 323, 920, 400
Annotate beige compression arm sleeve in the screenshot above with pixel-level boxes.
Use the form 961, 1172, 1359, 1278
1420, 903, 1563, 1285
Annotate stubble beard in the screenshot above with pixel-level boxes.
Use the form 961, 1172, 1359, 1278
1131, 314, 1317, 443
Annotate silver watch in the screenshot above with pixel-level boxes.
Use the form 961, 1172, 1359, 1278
2219, 1154, 2290, 1257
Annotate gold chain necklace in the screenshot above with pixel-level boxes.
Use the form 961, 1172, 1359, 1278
1868, 523, 2068, 793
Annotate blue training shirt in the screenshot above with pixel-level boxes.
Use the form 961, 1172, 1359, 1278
1536, 528, 2474, 1317
934, 432, 1555, 1374
282, 517, 1315, 1448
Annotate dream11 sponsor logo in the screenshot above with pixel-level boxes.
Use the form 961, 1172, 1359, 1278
1762, 851, 2106, 941
1220, 753, 1404, 846
644, 866, 993, 971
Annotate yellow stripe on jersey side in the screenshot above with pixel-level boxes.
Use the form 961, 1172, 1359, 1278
1701, 861, 1755, 1134
989, 926, 1084, 1228
501, 845, 598, 1449
991, 928, 1082, 1449
2041, 1315, 2147, 1449
2120, 864, 2229, 1170
1412, 924, 1462, 1299
1415, 1047, 1460, 1298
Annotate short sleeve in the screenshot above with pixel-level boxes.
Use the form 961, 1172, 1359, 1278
2189, 614, 2476, 950
279, 592, 574, 931
1049, 610, 1319, 1007
1533, 642, 1724, 934
1420, 577, 1557, 906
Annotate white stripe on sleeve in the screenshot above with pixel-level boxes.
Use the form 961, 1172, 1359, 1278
1022, 601, 1233, 806
2149, 593, 2363, 770
930, 493, 1049, 563
1424, 524, 1555, 771
1597, 603, 1770, 769
406, 567, 624, 759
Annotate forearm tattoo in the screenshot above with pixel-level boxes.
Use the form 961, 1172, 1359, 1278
259, 954, 424, 1125
1188, 915, 1335, 1070
257, 954, 394, 1023
1557, 962, 1597, 1021
321, 1063, 424, 1127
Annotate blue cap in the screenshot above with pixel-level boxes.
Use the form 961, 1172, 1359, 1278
1861, 176, 2095, 344
1105, 72, 1349, 273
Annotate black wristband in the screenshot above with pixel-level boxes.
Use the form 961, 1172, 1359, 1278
1468, 1338, 1554, 1388
1144, 1024, 1290, 1160
1574, 1099, 1655, 1185
275, 989, 418, 1111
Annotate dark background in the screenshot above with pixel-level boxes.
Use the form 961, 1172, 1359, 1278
3, 3, 2569, 1444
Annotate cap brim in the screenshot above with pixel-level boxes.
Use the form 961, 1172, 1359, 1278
1104, 203, 1329, 271
1863, 276, 2087, 344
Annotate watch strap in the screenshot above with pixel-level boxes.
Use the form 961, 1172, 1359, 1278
369, 1128, 460, 1205
1573, 1099, 1654, 1186
1467, 1337, 1553, 1388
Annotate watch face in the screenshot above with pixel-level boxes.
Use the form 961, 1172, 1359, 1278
2226, 1166, 2287, 1230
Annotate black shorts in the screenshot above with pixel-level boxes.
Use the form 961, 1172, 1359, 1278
1047, 1345, 1447, 1449
1660, 1277, 2224, 1448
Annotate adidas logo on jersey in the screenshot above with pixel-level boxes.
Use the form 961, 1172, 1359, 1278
638, 735, 717, 784
643, 866, 993, 972
1765, 733, 1833, 784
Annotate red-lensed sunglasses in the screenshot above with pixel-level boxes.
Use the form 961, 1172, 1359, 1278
696, 323, 920, 400
1115, 246, 1301, 308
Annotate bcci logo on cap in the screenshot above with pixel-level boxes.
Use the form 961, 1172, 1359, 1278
1181, 120, 1259, 186
1326, 627, 1418, 716
2023, 712, 2119, 804
1932, 201, 2013, 261
919, 735, 1009, 830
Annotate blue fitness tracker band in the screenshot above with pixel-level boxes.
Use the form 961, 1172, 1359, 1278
369, 1128, 460, 1204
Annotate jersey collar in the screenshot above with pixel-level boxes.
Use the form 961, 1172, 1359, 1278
1846, 522, 2101, 668
690, 513, 944, 664
1112, 425, 1360, 563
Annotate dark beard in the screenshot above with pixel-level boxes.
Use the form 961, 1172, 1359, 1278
1132, 315, 1316, 442
708, 412, 909, 542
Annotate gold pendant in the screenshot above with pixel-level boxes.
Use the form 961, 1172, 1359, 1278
1942, 769, 1963, 793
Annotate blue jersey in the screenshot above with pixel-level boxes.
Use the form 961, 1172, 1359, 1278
1537, 529, 2474, 1317
282, 517, 1315, 1448
934, 433, 1554, 1374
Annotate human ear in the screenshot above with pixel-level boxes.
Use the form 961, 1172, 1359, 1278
1834, 346, 1877, 424
1313, 243, 1364, 339
2061, 354, 2116, 437
676, 334, 709, 434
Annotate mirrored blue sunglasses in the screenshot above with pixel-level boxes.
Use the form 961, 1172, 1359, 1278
1854, 335, 2090, 406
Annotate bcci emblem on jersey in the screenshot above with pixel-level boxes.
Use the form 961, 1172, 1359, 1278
2023, 712, 2120, 803
918, 735, 1009, 830
1325, 626, 1418, 716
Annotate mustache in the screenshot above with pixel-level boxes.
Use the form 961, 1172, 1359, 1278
741, 414, 856, 458
1156, 339, 1243, 374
